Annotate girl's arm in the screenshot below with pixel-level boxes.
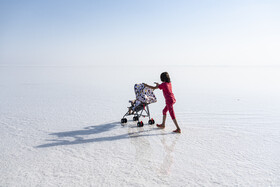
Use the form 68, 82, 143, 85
143, 83, 159, 90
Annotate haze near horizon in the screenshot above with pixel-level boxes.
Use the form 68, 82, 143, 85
0, 0, 280, 66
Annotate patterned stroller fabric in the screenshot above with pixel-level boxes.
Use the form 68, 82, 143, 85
133, 83, 157, 109
121, 83, 157, 126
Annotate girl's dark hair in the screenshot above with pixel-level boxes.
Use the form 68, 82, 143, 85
160, 72, 171, 83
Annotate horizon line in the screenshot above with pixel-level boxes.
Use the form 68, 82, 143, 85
0, 64, 280, 68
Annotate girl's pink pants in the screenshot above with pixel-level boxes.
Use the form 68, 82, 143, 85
163, 103, 176, 120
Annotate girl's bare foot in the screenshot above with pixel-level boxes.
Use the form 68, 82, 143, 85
156, 124, 165, 129
173, 129, 181, 133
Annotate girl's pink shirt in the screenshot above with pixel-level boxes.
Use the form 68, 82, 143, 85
158, 82, 176, 105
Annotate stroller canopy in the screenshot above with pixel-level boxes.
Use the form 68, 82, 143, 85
134, 83, 157, 104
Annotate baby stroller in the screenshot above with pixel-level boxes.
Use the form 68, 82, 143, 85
121, 83, 157, 127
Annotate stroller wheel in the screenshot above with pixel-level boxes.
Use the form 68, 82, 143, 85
137, 121, 144, 127
148, 118, 155, 125
133, 116, 139, 121
121, 118, 127, 123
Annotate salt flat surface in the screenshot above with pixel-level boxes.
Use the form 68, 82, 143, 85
1, 66, 280, 186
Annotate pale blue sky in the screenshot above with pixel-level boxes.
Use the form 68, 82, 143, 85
0, 0, 280, 66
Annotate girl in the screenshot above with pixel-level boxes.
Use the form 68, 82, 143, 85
143, 72, 181, 133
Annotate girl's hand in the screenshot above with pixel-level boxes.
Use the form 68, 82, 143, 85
154, 82, 159, 87
143, 83, 157, 90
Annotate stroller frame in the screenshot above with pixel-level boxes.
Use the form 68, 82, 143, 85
121, 83, 156, 127
121, 101, 155, 127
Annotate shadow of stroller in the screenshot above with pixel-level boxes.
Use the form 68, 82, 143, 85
36, 121, 172, 148
36, 122, 124, 148
51, 122, 118, 138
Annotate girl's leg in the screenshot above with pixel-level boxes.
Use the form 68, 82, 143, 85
168, 104, 181, 132
162, 115, 167, 126
172, 118, 181, 132
162, 105, 168, 127
157, 106, 168, 128
157, 115, 166, 128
